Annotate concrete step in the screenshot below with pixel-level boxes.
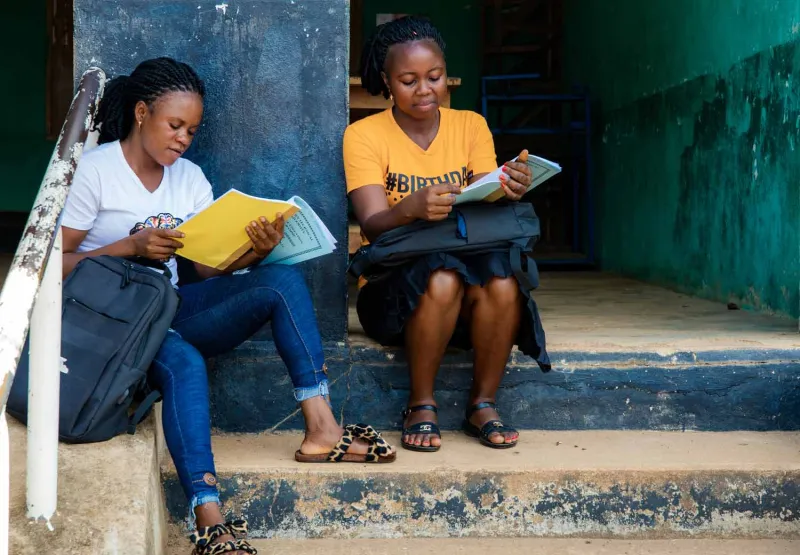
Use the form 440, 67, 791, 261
163, 430, 800, 540
208, 273, 800, 433
167, 537, 800, 554
7, 414, 165, 555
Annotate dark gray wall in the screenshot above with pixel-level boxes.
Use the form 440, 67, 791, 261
74, 0, 350, 342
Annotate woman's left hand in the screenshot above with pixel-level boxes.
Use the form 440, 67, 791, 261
500, 149, 532, 202
247, 214, 285, 257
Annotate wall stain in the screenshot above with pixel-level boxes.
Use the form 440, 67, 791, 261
595, 40, 800, 317
164, 471, 800, 539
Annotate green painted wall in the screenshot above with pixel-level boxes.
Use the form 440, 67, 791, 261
566, 0, 800, 111
0, 2, 54, 212
565, 0, 800, 318
360, 1, 482, 111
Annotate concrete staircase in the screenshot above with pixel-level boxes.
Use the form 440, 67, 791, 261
207, 273, 800, 433
162, 273, 800, 552
163, 431, 800, 540
4, 254, 799, 553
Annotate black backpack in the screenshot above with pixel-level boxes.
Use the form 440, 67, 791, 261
349, 201, 550, 371
349, 202, 541, 287
7, 255, 179, 443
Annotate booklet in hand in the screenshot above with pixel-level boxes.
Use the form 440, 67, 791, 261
454, 151, 562, 205
260, 196, 338, 266
176, 189, 336, 270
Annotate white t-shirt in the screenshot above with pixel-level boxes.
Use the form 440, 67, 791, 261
62, 140, 214, 286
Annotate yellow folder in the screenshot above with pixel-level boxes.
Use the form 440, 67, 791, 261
176, 189, 299, 270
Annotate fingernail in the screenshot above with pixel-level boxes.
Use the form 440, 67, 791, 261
261, 217, 267, 223
502, 167, 509, 173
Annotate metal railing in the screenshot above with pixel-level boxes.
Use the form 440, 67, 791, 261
0, 67, 105, 554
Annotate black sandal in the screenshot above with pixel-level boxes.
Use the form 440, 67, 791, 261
401, 405, 441, 452
189, 519, 257, 554
462, 401, 518, 449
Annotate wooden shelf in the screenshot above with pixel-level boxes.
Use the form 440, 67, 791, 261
348, 223, 362, 254
349, 77, 462, 111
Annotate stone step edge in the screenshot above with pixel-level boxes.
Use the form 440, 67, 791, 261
161, 431, 800, 541
168, 536, 800, 555
222, 340, 800, 366
160, 430, 800, 475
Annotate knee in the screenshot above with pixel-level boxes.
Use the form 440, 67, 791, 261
250, 264, 304, 286
425, 270, 464, 306
175, 348, 207, 386
483, 276, 520, 308
154, 335, 207, 385
248, 264, 309, 297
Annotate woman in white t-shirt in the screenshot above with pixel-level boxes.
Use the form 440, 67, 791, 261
62, 57, 395, 554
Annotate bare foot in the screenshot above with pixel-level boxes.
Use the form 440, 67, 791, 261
402, 403, 442, 449
299, 426, 375, 456
468, 402, 518, 445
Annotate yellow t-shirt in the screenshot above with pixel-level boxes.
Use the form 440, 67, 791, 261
343, 108, 498, 205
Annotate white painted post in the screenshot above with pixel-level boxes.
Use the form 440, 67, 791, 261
26, 227, 62, 529
0, 408, 9, 555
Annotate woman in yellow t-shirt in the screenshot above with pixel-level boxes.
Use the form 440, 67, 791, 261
344, 17, 535, 453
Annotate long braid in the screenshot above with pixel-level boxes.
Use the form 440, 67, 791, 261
360, 16, 446, 99
93, 57, 205, 144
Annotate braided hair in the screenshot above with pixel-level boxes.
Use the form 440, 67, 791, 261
360, 16, 446, 99
93, 57, 205, 144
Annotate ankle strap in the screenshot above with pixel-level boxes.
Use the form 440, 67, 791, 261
402, 404, 438, 417
466, 401, 496, 418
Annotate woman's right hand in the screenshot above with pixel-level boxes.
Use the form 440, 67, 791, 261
128, 228, 185, 260
399, 183, 461, 221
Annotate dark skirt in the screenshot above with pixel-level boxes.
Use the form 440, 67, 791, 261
356, 251, 550, 370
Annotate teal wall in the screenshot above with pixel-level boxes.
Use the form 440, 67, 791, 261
360, 1, 482, 111
0, 2, 54, 212
566, 0, 800, 318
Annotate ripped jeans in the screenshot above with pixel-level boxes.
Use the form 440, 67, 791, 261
147, 264, 328, 526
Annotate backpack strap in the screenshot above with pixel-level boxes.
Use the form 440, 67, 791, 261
127, 390, 162, 435
347, 246, 370, 279
125, 256, 172, 281
510, 245, 538, 293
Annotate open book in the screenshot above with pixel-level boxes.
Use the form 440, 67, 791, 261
454, 153, 562, 205
260, 196, 338, 266
176, 189, 336, 270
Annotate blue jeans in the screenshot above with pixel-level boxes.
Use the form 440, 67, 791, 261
147, 265, 329, 526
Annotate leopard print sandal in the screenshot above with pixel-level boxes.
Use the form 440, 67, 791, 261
189, 519, 257, 554
294, 423, 397, 463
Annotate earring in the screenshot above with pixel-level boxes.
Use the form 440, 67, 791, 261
138, 119, 142, 131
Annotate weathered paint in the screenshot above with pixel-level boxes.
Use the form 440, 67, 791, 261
0, 68, 104, 413
164, 469, 800, 539
564, 1, 800, 318
208, 343, 351, 432
208, 341, 800, 433
73, 0, 351, 341
25, 226, 62, 529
